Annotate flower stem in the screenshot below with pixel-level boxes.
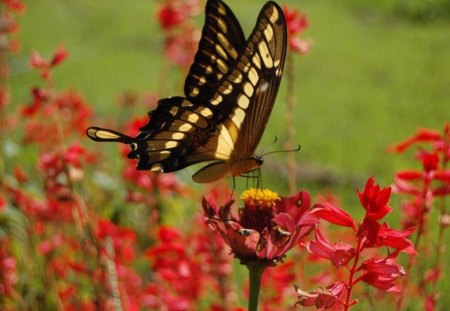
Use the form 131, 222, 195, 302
285, 51, 297, 194
344, 234, 363, 310
246, 262, 267, 311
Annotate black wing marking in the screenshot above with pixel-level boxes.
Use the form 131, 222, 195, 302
184, 0, 246, 101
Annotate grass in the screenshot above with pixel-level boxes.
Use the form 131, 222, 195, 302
11, 0, 449, 188
6, 0, 450, 308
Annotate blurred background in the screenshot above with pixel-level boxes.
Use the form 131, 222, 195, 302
3, 0, 450, 309
9, 0, 450, 199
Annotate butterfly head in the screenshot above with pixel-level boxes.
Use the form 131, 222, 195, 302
252, 155, 264, 167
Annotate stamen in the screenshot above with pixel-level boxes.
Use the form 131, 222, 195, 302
240, 188, 280, 208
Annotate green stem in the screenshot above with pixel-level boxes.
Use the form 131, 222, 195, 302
247, 263, 267, 311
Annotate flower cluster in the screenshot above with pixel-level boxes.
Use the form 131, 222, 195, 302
29, 46, 69, 80
0, 0, 24, 55
296, 177, 416, 310
389, 126, 450, 229
156, 0, 202, 68
143, 223, 233, 310
282, 5, 312, 55
0, 0, 25, 113
0, 238, 18, 301
388, 124, 450, 310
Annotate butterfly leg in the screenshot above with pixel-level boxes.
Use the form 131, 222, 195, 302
230, 176, 236, 202
240, 168, 262, 189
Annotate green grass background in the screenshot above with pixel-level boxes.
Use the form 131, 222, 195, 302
10, 0, 449, 192
7, 0, 450, 309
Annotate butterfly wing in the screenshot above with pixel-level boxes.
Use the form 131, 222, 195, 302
191, 2, 287, 182
234, 1, 287, 157
86, 1, 287, 183
184, 0, 246, 101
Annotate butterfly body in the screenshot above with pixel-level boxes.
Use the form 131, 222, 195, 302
87, 0, 287, 183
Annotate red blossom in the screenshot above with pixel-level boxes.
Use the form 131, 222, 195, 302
295, 281, 346, 309
282, 5, 312, 55
388, 128, 442, 153
50, 45, 69, 66
304, 227, 355, 267
0, 195, 6, 211
283, 5, 308, 35
95, 219, 136, 263
37, 235, 64, 255
29, 46, 70, 80
311, 197, 357, 230
156, 0, 201, 31
29, 50, 49, 69
0, 240, 18, 297
361, 218, 416, 255
157, 4, 186, 30
424, 267, 440, 283
143, 224, 231, 310
358, 177, 392, 220
203, 189, 317, 263
164, 24, 200, 67
1, 0, 26, 12
425, 296, 436, 311
359, 257, 405, 292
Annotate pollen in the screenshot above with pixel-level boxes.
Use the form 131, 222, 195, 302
240, 188, 280, 209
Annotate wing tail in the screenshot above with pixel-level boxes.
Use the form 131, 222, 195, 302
86, 127, 133, 144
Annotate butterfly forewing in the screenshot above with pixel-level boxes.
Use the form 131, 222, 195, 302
238, 3, 287, 156
203, 2, 287, 160
184, 0, 246, 102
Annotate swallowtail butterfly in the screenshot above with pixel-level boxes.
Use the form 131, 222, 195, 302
87, 0, 287, 183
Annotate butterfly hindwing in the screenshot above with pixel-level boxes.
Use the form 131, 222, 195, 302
123, 96, 235, 173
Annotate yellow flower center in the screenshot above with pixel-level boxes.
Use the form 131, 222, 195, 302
240, 188, 280, 208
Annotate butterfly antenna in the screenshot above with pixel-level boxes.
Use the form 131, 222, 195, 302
262, 144, 301, 157
259, 136, 278, 156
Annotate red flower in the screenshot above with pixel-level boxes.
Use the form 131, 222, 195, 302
304, 227, 355, 267
0, 241, 18, 297
295, 281, 346, 309
0, 195, 6, 211
95, 219, 137, 263
157, 4, 186, 30
50, 45, 69, 67
283, 5, 308, 35
361, 218, 416, 255
164, 24, 200, 67
387, 127, 443, 153
156, 0, 201, 31
1, 0, 26, 12
282, 5, 312, 55
311, 196, 356, 230
359, 257, 405, 292
203, 189, 317, 264
358, 177, 392, 220
29, 46, 70, 80
425, 295, 436, 311
143, 224, 231, 310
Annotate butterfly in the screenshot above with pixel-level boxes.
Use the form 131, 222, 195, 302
87, 0, 287, 183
